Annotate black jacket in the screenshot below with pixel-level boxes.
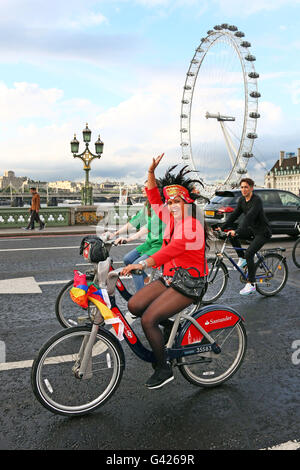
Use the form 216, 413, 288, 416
222, 193, 272, 237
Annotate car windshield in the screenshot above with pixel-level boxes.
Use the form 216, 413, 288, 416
210, 195, 239, 205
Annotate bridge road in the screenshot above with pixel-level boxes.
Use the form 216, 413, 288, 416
0, 233, 299, 450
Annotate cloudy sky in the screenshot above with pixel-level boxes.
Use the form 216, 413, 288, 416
0, 0, 300, 186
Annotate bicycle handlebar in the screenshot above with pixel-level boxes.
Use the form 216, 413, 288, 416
213, 229, 232, 240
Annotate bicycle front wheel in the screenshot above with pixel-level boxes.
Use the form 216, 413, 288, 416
201, 257, 228, 304
177, 321, 247, 387
255, 253, 288, 296
31, 326, 125, 416
292, 238, 300, 268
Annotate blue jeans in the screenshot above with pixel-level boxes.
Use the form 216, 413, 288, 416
123, 248, 149, 292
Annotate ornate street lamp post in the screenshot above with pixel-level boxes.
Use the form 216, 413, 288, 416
70, 123, 104, 205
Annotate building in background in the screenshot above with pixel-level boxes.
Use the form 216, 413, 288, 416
0, 171, 29, 191
48, 180, 82, 192
265, 149, 300, 195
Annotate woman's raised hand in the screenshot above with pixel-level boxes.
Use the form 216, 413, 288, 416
149, 153, 164, 173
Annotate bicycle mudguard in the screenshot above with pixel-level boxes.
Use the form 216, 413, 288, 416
176, 304, 245, 347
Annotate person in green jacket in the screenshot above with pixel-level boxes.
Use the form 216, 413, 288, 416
109, 182, 165, 291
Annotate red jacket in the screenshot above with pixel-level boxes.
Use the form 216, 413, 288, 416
145, 186, 207, 277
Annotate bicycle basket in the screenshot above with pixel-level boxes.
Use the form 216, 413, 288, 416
79, 236, 109, 263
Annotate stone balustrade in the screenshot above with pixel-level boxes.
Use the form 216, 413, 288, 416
0, 204, 143, 228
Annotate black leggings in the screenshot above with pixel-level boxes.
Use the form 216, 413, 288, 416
128, 280, 193, 367
229, 230, 271, 283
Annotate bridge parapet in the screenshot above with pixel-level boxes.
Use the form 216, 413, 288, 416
0, 207, 71, 228
0, 204, 143, 228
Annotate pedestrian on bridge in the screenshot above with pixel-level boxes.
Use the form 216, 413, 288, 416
23, 187, 45, 231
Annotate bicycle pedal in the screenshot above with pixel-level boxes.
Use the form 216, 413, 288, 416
212, 343, 221, 354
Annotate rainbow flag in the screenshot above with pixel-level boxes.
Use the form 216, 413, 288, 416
87, 284, 124, 340
69, 270, 124, 340
70, 270, 89, 308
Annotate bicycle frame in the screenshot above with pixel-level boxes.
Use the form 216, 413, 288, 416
214, 237, 282, 282
77, 278, 245, 379
75, 238, 245, 379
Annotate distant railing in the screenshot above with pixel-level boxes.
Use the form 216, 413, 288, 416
0, 192, 144, 199
0, 205, 142, 228
0, 207, 71, 228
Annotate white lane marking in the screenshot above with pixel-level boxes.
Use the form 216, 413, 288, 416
0, 277, 71, 293
0, 360, 33, 371
0, 242, 140, 253
0, 238, 31, 241
0, 341, 5, 362
0, 246, 79, 252
0, 271, 129, 293
262, 440, 300, 450
0, 355, 80, 371
38, 280, 69, 285
0, 277, 42, 294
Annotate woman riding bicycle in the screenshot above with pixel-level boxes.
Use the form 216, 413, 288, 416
109, 179, 165, 291
121, 153, 209, 389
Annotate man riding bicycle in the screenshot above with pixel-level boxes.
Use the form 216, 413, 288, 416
215, 178, 272, 296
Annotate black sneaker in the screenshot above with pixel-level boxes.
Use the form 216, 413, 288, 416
145, 365, 174, 389
39, 223, 45, 230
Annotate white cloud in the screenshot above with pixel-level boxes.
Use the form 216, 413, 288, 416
0, 75, 182, 181
0, 82, 63, 121
62, 12, 108, 29
215, 0, 300, 16
0, 71, 297, 184
288, 80, 300, 104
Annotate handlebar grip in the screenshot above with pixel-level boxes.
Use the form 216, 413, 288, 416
131, 269, 143, 275
214, 229, 229, 240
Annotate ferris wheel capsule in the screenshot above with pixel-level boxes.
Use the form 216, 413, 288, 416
241, 41, 251, 48
248, 72, 259, 79
250, 91, 261, 98
249, 112, 260, 119
235, 31, 245, 37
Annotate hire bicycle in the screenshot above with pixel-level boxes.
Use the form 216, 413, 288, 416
55, 234, 219, 328
55, 248, 160, 328
292, 223, 300, 268
31, 239, 247, 417
204, 230, 288, 302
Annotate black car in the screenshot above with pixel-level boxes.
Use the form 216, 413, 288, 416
204, 188, 300, 236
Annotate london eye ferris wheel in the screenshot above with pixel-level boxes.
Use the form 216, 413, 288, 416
180, 24, 260, 197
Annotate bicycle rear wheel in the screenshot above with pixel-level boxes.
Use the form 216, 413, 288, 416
292, 238, 300, 268
201, 257, 228, 304
255, 253, 288, 296
31, 326, 125, 416
55, 272, 95, 328
177, 321, 247, 387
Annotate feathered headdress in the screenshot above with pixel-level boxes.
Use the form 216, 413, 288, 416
158, 165, 205, 203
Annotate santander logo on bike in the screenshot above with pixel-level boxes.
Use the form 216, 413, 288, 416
205, 315, 232, 326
